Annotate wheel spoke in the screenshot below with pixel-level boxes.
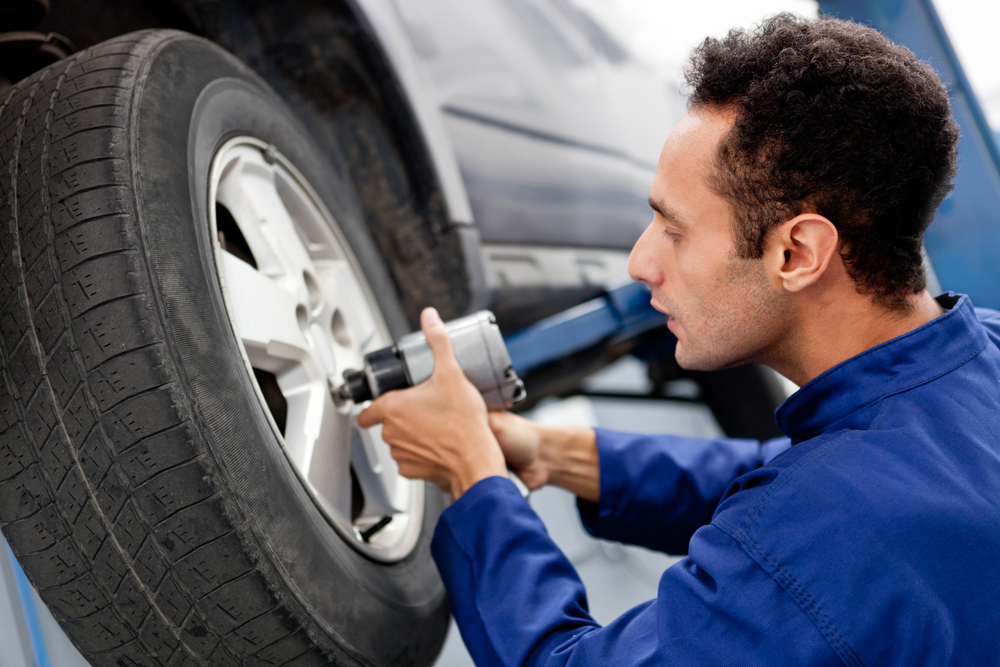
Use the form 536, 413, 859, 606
350, 423, 401, 519
220, 251, 311, 367
216, 155, 285, 277
216, 150, 316, 287
301, 393, 354, 519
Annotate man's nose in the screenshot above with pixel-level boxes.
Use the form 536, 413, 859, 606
628, 221, 659, 284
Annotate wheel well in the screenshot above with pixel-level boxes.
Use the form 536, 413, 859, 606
28, 0, 475, 325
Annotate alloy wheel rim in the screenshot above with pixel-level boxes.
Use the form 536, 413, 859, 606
208, 137, 423, 562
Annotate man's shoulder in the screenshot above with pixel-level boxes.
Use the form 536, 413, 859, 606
714, 400, 999, 536
710, 426, 866, 535
702, 419, 1000, 665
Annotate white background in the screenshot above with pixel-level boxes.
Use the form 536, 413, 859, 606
573, 0, 1000, 130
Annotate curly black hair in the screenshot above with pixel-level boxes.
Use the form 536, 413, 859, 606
685, 13, 959, 309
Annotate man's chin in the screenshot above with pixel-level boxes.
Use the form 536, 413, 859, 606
674, 342, 728, 372
673, 343, 703, 371
675, 344, 758, 373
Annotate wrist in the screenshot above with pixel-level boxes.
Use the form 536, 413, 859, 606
537, 425, 600, 502
450, 431, 508, 500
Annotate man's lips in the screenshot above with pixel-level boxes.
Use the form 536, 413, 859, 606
649, 298, 677, 330
649, 298, 672, 318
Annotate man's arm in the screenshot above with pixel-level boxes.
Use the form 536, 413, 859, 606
433, 477, 840, 667
490, 412, 789, 553
487, 413, 601, 501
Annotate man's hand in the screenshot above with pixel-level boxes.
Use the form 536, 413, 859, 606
489, 412, 601, 503
357, 307, 507, 500
488, 412, 549, 491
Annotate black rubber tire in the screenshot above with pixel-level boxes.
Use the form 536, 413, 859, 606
0, 29, 449, 667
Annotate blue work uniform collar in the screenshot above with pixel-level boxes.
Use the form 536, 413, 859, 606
775, 293, 987, 441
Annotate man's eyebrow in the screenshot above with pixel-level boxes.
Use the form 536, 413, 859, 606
648, 196, 689, 230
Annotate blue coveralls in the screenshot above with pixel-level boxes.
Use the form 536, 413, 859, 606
432, 294, 1000, 666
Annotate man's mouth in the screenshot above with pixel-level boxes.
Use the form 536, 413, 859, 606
649, 297, 677, 331
650, 298, 673, 318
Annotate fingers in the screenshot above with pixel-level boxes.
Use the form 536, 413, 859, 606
488, 410, 533, 442
356, 306, 451, 429
389, 446, 451, 492
356, 393, 389, 428
420, 307, 460, 373
488, 410, 516, 431
487, 411, 510, 440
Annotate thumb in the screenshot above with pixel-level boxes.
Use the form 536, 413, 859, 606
421, 307, 459, 372
356, 396, 384, 428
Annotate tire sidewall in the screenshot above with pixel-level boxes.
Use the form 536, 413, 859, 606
128, 32, 448, 664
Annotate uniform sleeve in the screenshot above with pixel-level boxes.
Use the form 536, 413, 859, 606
431, 476, 840, 667
577, 430, 790, 554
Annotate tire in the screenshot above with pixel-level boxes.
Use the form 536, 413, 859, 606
0, 29, 449, 667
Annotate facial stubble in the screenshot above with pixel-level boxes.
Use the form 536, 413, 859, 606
673, 256, 791, 372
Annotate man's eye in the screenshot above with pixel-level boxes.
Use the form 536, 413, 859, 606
662, 229, 681, 241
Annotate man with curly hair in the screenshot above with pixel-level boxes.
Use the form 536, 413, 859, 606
359, 14, 1000, 666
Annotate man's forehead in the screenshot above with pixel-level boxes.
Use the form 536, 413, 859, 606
659, 106, 735, 164
650, 106, 737, 229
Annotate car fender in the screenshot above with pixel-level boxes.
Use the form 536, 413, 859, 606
346, 0, 475, 228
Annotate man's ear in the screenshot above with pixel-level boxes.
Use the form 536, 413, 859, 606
769, 214, 839, 293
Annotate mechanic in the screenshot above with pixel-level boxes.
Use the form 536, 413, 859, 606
358, 14, 1000, 667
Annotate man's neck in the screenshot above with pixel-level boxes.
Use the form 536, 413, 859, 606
767, 290, 945, 387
